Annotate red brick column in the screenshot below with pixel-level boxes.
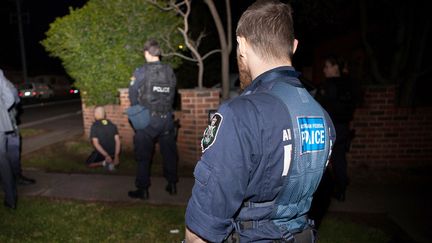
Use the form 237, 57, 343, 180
177, 88, 221, 165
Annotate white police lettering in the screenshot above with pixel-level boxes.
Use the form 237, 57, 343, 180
153, 86, 170, 93
297, 117, 326, 153
301, 130, 325, 145
282, 129, 291, 141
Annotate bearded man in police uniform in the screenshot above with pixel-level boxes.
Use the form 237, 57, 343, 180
185, 1, 336, 242
128, 39, 178, 200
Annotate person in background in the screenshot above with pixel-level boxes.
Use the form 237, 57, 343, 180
127, 39, 178, 200
184, 1, 335, 242
4, 79, 36, 185
317, 55, 360, 201
0, 68, 17, 209
86, 106, 121, 171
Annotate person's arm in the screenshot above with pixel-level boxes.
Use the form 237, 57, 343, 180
0, 72, 15, 110
129, 68, 143, 106
91, 138, 113, 163
185, 227, 207, 243
185, 100, 258, 242
113, 134, 121, 165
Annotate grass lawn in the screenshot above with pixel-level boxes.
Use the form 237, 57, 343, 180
0, 197, 391, 243
20, 128, 46, 138
21, 136, 194, 177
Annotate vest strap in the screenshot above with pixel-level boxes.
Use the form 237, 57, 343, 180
242, 200, 275, 208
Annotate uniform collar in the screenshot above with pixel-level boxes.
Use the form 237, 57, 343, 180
243, 66, 301, 94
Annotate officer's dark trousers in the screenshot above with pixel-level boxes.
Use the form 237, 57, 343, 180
134, 115, 178, 189
6, 133, 21, 176
0, 132, 17, 205
331, 123, 350, 195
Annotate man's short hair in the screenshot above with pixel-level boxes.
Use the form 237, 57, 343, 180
236, 0, 295, 61
325, 55, 348, 73
94, 106, 106, 120
143, 39, 161, 57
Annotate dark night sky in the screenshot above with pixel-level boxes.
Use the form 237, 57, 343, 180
2, 0, 429, 92
0, 0, 87, 75
0, 0, 356, 76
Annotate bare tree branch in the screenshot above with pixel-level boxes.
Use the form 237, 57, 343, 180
225, 0, 232, 53
163, 52, 197, 62
204, 0, 231, 99
195, 31, 207, 48
146, 0, 187, 12
202, 49, 221, 60
151, 0, 231, 88
359, 0, 387, 84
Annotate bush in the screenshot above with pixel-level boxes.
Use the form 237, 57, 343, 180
42, 0, 183, 105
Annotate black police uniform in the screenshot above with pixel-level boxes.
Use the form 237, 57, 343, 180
86, 119, 119, 164
317, 76, 359, 200
128, 61, 178, 197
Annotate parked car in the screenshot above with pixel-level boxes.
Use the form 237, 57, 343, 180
69, 86, 80, 97
18, 83, 54, 99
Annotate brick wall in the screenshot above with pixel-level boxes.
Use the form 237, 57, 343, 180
82, 88, 220, 165
348, 86, 432, 168
177, 89, 221, 165
81, 86, 431, 168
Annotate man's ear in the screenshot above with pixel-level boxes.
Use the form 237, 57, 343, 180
144, 51, 150, 61
237, 36, 248, 58
292, 39, 299, 54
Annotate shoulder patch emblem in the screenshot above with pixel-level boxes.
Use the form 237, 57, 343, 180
201, 113, 223, 153
130, 76, 136, 86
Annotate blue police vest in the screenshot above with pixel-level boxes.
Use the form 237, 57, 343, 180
235, 69, 334, 240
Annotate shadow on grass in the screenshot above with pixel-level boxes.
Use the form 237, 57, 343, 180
21, 135, 194, 177
319, 212, 417, 243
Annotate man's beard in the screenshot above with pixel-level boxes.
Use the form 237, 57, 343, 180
237, 51, 252, 90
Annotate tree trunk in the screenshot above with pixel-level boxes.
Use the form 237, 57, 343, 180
204, 0, 230, 99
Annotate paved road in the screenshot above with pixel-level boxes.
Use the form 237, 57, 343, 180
18, 99, 84, 155
19, 98, 82, 125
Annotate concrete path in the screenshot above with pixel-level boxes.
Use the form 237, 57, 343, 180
18, 170, 194, 206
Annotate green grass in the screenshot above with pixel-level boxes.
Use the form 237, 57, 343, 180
20, 128, 46, 138
0, 197, 391, 243
318, 216, 390, 243
21, 137, 194, 177
0, 197, 186, 243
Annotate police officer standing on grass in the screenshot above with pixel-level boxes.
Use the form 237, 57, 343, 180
0, 68, 17, 209
317, 55, 360, 202
128, 39, 178, 200
4, 78, 37, 185
184, 1, 335, 242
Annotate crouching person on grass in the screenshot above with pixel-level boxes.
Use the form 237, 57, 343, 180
86, 106, 121, 171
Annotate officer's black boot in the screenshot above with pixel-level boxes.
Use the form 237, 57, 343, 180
165, 183, 177, 195
128, 188, 149, 200
17, 175, 36, 186
4, 201, 16, 210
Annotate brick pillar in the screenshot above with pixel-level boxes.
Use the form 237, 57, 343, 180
178, 88, 221, 165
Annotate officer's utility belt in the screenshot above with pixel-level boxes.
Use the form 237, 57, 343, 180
225, 226, 316, 243
224, 227, 316, 243
229, 200, 317, 243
